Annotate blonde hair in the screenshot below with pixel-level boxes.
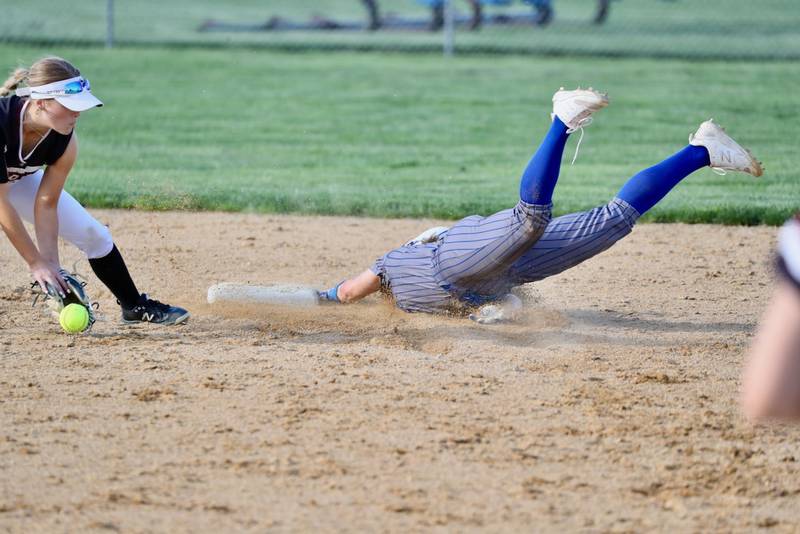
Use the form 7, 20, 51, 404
0, 57, 81, 97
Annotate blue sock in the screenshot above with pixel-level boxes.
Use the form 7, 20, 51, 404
519, 116, 569, 205
616, 145, 710, 215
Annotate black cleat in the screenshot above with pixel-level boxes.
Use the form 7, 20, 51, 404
121, 294, 190, 325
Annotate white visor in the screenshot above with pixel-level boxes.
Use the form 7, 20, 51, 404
15, 76, 103, 112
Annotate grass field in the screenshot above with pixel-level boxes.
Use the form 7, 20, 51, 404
1, 43, 798, 224
2, 0, 799, 60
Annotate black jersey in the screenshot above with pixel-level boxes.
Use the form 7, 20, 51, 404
0, 95, 73, 184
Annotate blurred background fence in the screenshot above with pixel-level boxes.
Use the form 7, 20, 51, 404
2, 0, 799, 60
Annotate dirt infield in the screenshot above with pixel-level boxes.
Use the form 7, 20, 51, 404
2, 210, 799, 532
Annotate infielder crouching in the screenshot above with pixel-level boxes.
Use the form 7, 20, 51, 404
318, 87, 763, 322
0, 57, 189, 325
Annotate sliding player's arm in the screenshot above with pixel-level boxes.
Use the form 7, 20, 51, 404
318, 270, 381, 304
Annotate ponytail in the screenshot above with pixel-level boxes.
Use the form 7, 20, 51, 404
0, 68, 30, 97
1, 58, 80, 98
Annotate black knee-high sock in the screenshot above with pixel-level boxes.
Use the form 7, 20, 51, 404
88, 245, 141, 309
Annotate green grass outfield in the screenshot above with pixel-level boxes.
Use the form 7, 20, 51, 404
1, 44, 798, 224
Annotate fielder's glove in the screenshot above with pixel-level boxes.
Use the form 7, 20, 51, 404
469, 294, 523, 325
32, 269, 97, 331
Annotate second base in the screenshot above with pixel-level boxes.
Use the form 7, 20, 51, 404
207, 283, 320, 307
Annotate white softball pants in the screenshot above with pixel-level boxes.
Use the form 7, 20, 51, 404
7, 170, 114, 259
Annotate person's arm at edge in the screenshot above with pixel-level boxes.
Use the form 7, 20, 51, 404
742, 281, 800, 420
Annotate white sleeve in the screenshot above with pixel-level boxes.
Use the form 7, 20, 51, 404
778, 217, 800, 285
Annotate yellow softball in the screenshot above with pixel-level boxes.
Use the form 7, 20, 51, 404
59, 303, 89, 334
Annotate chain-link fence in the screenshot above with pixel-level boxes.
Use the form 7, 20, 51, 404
2, 0, 799, 60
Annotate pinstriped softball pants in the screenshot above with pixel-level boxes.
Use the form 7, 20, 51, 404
432, 197, 639, 300
507, 197, 640, 284
432, 200, 552, 298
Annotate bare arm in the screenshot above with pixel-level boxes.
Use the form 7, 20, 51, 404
34, 134, 77, 268
320, 269, 381, 304
742, 282, 800, 420
338, 269, 381, 302
0, 182, 42, 267
0, 181, 68, 296
0, 134, 77, 296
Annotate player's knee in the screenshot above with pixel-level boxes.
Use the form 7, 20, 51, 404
517, 201, 552, 234
81, 223, 114, 259
608, 198, 640, 229
521, 220, 548, 245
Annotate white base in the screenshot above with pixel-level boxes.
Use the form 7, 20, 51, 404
207, 283, 320, 307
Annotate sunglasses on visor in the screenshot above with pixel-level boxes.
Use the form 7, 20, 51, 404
53, 78, 91, 95
15, 76, 91, 98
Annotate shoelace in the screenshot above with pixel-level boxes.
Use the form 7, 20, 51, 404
567, 116, 593, 165
139, 297, 171, 313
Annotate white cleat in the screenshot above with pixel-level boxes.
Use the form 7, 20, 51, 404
689, 119, 763, 177
404, 226, 450, 247
469, 294, 523, 325
551, 86, 609, 133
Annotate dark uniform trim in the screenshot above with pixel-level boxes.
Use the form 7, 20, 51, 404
776, 215, 800, 294
777, 256, 800, 294
0, 95, 73, 184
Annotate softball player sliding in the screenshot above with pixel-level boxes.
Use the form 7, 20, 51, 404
0, 57, 189, 325
319, 87, 763, 321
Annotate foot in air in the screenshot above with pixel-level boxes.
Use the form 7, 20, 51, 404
551, 86, 609, 132
689, 119, 764, 177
